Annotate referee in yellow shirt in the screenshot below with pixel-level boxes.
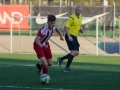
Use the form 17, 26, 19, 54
57, 6, 83, 72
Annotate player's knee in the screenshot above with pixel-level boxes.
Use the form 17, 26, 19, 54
48, 63, 52, 66
75, 52, 79, 56
71, 51, 79, 56
43, 63, 48, 68
48, 62, 52, 66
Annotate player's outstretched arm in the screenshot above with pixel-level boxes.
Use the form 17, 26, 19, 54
64, 26, 73, 41
35, 36, 43, 48
55, 28, 64, 41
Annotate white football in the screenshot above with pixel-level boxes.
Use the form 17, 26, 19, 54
40, 74, 50, 84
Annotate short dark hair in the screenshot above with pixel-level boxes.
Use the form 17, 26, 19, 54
47, 15, 56, 22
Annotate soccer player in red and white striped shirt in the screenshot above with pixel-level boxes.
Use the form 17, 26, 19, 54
33, 15, 64, 77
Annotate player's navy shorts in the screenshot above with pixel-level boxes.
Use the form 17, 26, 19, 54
65, 34, 80, 51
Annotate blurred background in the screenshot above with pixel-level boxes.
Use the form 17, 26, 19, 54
0, 0, 120, 55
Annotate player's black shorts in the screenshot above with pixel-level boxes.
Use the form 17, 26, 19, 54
65, 34, 80, 51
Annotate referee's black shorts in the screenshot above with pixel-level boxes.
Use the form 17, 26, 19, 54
65, 34, 80, 51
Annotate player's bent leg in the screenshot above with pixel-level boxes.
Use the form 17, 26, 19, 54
57, 57, 63, 67
64, 50, 79, 72
70, 50, 79, 56
47, 58, 52, 66
40, 57, 48, 67
45, 59, 52, 80
36, 63, 42, 75
40, 57, 49, 74
64, 67, 73, 72
74, 51, 79, 56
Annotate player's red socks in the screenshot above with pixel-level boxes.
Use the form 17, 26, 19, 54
36, 63, 48, 75
43, 67, 48, 74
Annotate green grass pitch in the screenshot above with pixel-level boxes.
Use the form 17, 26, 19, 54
0, 54, 120, 90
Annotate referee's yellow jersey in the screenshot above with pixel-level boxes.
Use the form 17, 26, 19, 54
65, 13, 82, 36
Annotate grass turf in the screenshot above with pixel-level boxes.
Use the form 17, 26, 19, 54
0, 54, 120, 90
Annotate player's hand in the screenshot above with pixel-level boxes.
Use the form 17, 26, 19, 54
80, 30, 83, 34
60, 36, 64, 41
68, 35, 73, 41
42, 45, 48, 48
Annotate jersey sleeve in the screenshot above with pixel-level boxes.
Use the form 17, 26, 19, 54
65, 17, 73, 29
37, 30, 43, 37
37, 26, 46, 37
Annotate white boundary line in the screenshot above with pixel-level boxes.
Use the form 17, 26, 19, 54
0, 85, 53, 90
0, 64, 35, 67
0, 85, 74, 90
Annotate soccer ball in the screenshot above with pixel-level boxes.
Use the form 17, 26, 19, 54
40, 74, 50, 84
